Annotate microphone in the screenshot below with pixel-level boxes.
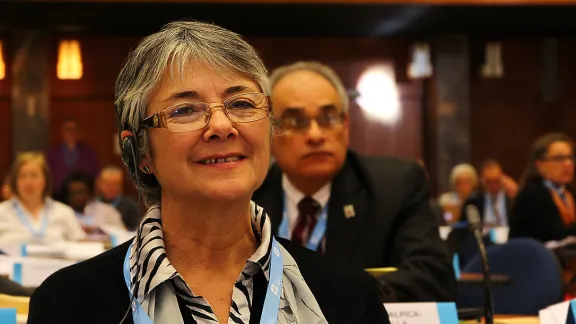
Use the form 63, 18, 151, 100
466, 205, 494, 324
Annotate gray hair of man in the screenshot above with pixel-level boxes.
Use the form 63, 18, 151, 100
114, 21, 270, 205
99, 165, 124, 178
269, 61, 349, 113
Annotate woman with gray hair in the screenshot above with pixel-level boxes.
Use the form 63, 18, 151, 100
28, 21, 388, 324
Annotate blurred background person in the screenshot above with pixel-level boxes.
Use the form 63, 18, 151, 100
61, 171, 125, 233
47, 118, 100, 201
438, 163, 478, 223
1, 175, 12, 201
461, 159, 518, 226
509, 133, 575, 242
0, 152, 85, 243
96, 165, 141, 231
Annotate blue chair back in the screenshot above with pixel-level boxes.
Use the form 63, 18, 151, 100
457, 238, 564, 315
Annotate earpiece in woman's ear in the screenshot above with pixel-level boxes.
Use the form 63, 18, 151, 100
142, 166, 151, 174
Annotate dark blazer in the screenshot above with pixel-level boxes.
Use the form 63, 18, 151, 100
509, 180, 576, 242
28, 238, 389, 324
461, 192, 512, 224
252, 150, 456, 302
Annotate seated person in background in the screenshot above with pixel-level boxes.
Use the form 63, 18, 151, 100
509, 133, 575, 242
46, 118, 100, 201
97, 165, 141, 231
0, 152, 85, 243
438, 163, 478, 223
1, 175, 12, 201
61, 171, 125, 233
28, 21, 387, 324
461, 159, 518, 226
253, 61, 455, 302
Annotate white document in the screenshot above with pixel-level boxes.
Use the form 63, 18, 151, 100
439, 226, 452, 240
384, 302, 458, 324
539, 299, 571, 324
0, 256, 75, 287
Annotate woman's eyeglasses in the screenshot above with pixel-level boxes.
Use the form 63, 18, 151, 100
140, 92, 270, 133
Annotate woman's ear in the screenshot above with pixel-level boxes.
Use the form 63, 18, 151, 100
120, 130, 134, 142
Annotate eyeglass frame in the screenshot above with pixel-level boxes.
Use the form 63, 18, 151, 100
139, 92, 273, 132
274, 108, 347, 134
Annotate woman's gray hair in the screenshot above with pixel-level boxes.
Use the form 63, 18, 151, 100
114, 20, 270, 205
449, 163, 478, 188
269, 61, 349, 113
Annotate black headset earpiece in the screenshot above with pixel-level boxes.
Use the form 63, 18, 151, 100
121, 136, 137, 176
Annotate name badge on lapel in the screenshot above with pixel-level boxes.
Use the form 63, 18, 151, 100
343, 204, 355, 219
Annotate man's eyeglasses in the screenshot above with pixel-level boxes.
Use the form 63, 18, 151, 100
140, 92, 270, 133
276, 111, 345, 134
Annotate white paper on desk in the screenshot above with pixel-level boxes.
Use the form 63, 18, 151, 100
0, 256, 75, 287
99, 225, 135, 247
60, 242, 105, 261
539, 299, 570, 324
439, 226, 452, 240
384, 302, 458, 324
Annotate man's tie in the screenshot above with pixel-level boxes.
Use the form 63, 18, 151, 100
291, 196, 321, 246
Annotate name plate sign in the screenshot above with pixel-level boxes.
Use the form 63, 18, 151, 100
539, 299, 575, 324
384, 302, 458, 324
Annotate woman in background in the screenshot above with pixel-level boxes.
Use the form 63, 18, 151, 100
0, 152, 85, 243
438, 163, 478, 223
509, 133, 575, 242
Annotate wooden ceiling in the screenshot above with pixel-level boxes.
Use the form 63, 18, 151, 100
12, 0, 576, 3
1, 2, 576, 37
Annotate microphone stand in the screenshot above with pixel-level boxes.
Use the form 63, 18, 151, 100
471, 227, 495, 324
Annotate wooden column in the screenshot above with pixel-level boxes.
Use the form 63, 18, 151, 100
11, 31, 50, 155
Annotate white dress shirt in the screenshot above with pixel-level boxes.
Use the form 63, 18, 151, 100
281, 174, 331, 237
483, 190, 508, 226
76, 200, 126, 230
0, 197, 86, 243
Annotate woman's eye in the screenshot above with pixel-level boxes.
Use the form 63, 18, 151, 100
228, 99, 256, 110
170, 105, 200, 117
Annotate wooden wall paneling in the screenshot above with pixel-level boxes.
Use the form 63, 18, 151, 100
49, 36, 142, 195
249, 37, 422, 159
469, 40, 544, 181
0, 38, 11, 178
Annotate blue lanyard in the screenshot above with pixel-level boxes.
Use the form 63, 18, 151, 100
123, 237, 284, 324
12, 200, 49, 239
278, 194, 328, 251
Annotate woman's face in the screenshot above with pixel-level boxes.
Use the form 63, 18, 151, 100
17, 161, 46, 201
144, 63, 270, 202
537, 141, 574, 185
454, 173, 475, 199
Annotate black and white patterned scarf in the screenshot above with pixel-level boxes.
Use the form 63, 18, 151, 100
128, 201, 327, 324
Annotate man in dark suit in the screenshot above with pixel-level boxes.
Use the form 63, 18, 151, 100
461, 159, 518, 225
252, 61, 456, 302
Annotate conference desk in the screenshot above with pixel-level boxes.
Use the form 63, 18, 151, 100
460, 315, 539, 323
458, 273, 511, 286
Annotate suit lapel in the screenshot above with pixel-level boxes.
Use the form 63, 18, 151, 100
324, 153, 370, 262
252, 165, 284, 236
